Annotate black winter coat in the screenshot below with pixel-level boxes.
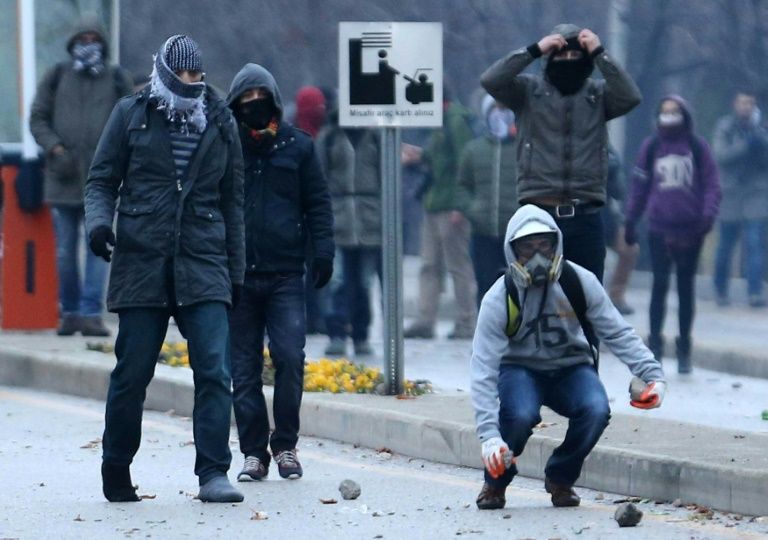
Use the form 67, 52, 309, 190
242, 124, 335, 273
84, 86, 245, 311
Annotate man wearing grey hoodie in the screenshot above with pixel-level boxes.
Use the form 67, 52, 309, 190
471, 205, 665, 510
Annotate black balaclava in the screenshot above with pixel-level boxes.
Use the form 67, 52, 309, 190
236, 97, 275, 131
545, 37, 594, 96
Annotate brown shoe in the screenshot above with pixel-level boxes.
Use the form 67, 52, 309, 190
80, 316, 111, 337
544, 478, 580, 507
476, 482, 506, 510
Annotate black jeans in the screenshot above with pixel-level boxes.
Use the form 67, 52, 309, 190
229, 273, 306, 465
554, 211, 606, 283
102, 302, 233, 485
648, 232, 702, 341
325, 247, 382, 342
470, 233, 507, 308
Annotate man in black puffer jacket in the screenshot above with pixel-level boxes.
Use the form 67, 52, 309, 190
85, 35, 245, 504
226, 64, 334, 484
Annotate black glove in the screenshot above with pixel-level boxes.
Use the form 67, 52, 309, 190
312, 257, 333, 289
231, 283, 243, 310
89, 225, 115, 262
624, 222, 638, 246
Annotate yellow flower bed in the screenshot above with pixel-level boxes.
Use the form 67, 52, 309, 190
90, 342, 432, 396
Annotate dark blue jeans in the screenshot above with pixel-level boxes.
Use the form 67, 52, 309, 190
485, 364, 610, 488
102, 302, 233, 485
51, 205, 109, 316
714, 219, 765, 298
471, 234, 507, 308
229, 273, 306, 466
555, 211, 606, 283
325, 247, 382, 342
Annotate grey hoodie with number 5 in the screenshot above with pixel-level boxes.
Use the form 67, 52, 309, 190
470, 205, 665, 443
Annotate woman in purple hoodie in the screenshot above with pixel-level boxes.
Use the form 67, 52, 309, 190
624, 95, 721, 374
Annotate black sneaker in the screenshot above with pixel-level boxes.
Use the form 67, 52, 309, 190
404, 324, 434, 339
101, 462, 140, 502
544, 477, 581, 507
476, 482, 506, 510
237, 455, 268, 482
274, 449, 303, 479
57, 314, 81, 336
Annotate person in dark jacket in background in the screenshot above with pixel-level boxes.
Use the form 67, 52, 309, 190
712, 90, 768, 308
295, 85, 330, 335
481, 24, 641, 281
85, 35, 245, 503
317, 111, 381, 357
227, 65, 334, 482
30, 16, 133, 337
457, 95, 518, 305
624, 95, 721, 374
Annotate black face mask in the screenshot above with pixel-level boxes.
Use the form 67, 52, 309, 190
236, 98, 274, 130
545, 40, 594, 96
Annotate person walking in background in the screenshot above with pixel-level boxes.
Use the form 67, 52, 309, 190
294, 85, 330, 335
712, 90, 768, 308
227, 66, 334, 482
457, 95, 518, 306
404, 92, 477, 340
30, 16, 133, 337
624, 95, 721, 374
317, 110, 382, 357
603, 146, 639, 315
86, 35, 245, 503
481, 24, 641, 282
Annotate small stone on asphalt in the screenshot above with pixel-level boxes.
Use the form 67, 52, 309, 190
614, 502, 643, 527
339, 479, 361, 500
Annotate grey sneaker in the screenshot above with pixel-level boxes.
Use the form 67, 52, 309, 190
274, 449, 303, 479
198, 475, 244, 503
57, 314, 81, 336
749, 295, 767, 308
324, 338, 347, 357
404, 324, 434, 339
80, 316, 111, 337
237, 455, 268, 482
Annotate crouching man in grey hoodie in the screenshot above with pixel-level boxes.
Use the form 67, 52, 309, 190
471, 205, 666, 510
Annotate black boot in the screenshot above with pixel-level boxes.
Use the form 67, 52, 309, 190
676, 336, 692, 374
102, 462, 140, 502
647, 334, 664, 362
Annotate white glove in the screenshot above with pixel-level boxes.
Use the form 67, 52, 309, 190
481, 437, 515, 478
629, 377, 666, 409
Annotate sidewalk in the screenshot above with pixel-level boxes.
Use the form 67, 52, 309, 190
1, 330, 767, 516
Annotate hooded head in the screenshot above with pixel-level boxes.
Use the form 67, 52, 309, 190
67, 16, 109, 76
504, 205, 564, 288
482, 94, 516, 140
295, 86, 326, 138
544, 23, 594, 96
656, 94, 693, 139
227, 63, 284, 129
149, 35, 207, 133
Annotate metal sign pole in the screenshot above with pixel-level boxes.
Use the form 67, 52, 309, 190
380, 126, 404, 395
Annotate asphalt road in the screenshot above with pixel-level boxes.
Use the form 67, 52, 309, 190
1, 386, 766, 539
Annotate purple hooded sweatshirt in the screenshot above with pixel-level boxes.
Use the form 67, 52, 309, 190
625, 95, 721, 245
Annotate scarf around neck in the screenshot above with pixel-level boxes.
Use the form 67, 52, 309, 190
149, 40, 207, 134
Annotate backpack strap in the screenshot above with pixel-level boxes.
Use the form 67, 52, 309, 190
558, 261, 600, 371
503, 268, 522, 337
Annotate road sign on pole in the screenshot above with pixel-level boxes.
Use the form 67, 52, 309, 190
338, 22, 443, 395
339, 22, 443, 128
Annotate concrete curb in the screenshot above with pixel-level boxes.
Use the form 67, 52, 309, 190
2, 347, 767, 516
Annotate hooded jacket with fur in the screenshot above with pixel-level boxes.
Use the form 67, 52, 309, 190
470, 205, 665, 442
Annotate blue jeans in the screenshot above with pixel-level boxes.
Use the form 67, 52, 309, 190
485, 364, 610, 488
325, 247, 382, 342
471, 234, 507, 308
229, 273, 306, 465
52, 206, 109, 316
714, 220, 765, 298
102, 302, 233, 485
